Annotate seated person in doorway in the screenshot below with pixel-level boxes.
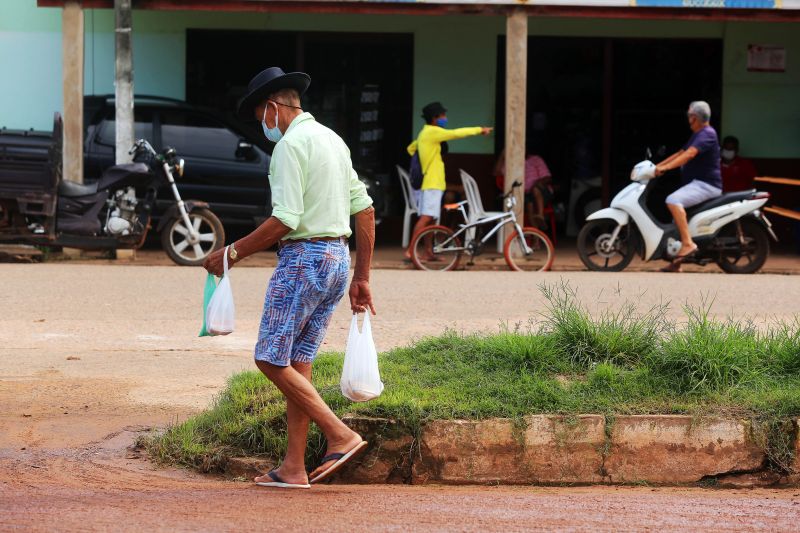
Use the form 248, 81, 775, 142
655, 101, 723, 272
405, 101, 492, 260
721, 135, 757, 192
494, 146, 553, 230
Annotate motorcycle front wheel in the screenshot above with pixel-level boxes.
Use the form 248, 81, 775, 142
160, 207, 225, 266
714, 217, 769, 274
577, 219, 639, 272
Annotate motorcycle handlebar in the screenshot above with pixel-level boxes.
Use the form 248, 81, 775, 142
128, 139, 157, 157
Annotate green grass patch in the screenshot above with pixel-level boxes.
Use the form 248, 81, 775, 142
142, 282, 800, 474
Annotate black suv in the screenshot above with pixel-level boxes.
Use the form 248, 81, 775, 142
83, 95, 384, 231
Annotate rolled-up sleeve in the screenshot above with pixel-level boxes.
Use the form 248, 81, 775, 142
349, 168, 373, 215
269, 141, 305, 230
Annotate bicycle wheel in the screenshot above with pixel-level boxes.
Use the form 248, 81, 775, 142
504, 226, 555, 272
410, 225, 462, 272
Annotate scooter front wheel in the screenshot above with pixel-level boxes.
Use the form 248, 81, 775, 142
577, 219, 638, 272
160, 207, 225, 266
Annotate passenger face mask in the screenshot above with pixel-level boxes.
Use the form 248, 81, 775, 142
721, 149, 736, 162
436, 117, 448, 128
262, 103, 283, 143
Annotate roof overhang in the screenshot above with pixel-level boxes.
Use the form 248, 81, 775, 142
37, 0, 800, 21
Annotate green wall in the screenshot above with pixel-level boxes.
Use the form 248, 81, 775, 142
1, 0, 798, 158
722, 21, 800, 158
526, 16, 800, 158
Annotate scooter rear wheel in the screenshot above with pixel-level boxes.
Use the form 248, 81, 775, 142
714, 217, 769, 274
577, 219, 639, 272
161, 207, 225, 266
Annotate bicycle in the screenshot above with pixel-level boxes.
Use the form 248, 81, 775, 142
410, 181, 555, 272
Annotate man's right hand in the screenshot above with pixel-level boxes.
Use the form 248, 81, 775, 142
481, 127, 494, 136
349, 279, 376, 315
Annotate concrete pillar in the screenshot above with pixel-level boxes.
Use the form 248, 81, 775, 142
61, 1, 84, 183
504, 9, 527, 228
115, 0, 134, 164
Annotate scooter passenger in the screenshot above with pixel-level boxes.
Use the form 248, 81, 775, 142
654, 101, 722, 272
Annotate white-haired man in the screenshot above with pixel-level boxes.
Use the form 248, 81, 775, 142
203, 67, 375, 488
655, 101, 722, 272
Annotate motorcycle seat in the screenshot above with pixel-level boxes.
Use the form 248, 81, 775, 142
58, 179, 99, 197
97, 162, 150, 190
686, 189, 755, 218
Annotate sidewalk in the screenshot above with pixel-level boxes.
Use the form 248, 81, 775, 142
14, 239, 797, 274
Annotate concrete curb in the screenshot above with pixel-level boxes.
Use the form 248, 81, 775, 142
226, 415, 800, 487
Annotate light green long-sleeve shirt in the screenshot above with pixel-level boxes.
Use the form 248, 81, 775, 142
268, 113, 373, 239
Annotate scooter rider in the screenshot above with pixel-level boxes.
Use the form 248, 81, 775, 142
654, 101, 722, 272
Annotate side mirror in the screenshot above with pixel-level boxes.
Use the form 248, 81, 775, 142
235, 140, 256, 161
645, 147, 653, 160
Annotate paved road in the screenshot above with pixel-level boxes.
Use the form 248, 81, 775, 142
1, 264, 799, 531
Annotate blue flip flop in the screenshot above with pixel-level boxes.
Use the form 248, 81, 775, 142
255, 470, 310, 489
309, 440, 369, 484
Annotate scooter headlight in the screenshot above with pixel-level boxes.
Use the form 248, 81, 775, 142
630, 161, 656, 182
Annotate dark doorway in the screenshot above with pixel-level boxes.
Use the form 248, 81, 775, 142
496, 36, 723, 233
186, 29, 413, 207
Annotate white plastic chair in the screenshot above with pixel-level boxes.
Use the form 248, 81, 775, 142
459, 169, 505, 253
396, 165, 420, 248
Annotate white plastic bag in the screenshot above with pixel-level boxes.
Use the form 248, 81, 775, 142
205, 246, 235, 336
340, 313, 384, 402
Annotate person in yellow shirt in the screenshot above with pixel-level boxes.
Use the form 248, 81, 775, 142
405, 101, 492, 260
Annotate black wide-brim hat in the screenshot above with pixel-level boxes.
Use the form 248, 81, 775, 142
237, 67, 311, 120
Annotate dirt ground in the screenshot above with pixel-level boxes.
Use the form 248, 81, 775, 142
2, 262, 800, 531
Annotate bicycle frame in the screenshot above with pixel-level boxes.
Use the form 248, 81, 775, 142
433, 203, 532, 256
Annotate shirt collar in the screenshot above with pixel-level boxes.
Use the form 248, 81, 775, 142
285, 112, 314, 137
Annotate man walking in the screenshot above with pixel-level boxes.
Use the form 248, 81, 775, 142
203, 67, 376, 488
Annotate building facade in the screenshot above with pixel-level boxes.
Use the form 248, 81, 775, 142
2, 0, 799, 238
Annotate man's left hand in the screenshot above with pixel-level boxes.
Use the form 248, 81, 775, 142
203, 247, 230, 276
349, 279, 376, 315
655, 165, 666, 177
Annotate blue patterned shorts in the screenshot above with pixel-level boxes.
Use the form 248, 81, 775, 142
254, 240, 350, 367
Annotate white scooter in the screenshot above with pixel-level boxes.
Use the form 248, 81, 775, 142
577, 155, 777, 273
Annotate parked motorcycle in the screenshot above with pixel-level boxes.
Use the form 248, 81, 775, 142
1, 138, 224, 266
577, 153, 777, 273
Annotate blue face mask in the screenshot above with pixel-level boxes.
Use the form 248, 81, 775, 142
436, 117, 448, 128
262, 104, 283, 143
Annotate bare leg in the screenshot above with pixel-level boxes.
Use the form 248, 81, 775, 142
253, 361, 313, 485
529, 188, 546, 229
255, 360, 362, 479
405, 214, 434, 259
533, 187, 545, 216
667, 203, 697, 256
524, 198, 536, 227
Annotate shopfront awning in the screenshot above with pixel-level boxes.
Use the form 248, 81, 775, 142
37, 0, 800, 20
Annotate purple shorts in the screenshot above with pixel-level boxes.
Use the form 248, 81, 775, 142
254, 239, 350, 367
